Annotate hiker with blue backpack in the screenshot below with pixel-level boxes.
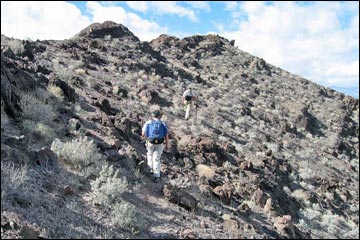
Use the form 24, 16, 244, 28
182, 87, 197, 120
141, 110, 169, 183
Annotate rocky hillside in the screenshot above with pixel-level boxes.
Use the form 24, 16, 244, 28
1, 21, 359, 239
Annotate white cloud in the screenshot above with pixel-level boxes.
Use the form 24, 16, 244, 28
185, 1, 210, 12
1, 1, 91, 40
126, 1, 197, 22
1, 1, 168, 42
86, 1, 127, 23
86, 1, 167, 41
224, 1, 238, 11
242, 1, 267, 15
219, 1, 359, 89
324, 61, 359, 82
125, 1, 149, 12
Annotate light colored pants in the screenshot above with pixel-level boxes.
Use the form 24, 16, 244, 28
184, 100, 192, 120
146, 142, 164, 177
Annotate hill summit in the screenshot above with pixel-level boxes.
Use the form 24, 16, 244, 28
74, 21, 139, 41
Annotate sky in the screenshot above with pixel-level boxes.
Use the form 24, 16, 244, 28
1, 1, 359, 99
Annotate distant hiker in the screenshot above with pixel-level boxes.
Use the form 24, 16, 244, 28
182, 88, 197, 120
141, 110, 169, 183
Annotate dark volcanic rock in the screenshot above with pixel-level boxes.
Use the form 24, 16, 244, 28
74, 21, 139, 41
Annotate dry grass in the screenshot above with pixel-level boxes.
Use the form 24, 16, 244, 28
196, 164, 215, 179
291, 189, 311, 206
1, 161, 29, 198
6, 40, 24, 55
75, 68, 86, 75
19, 92, 57, 124
47, 84, 64, 100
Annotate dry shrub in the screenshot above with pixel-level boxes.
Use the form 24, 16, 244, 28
48, 84, 64, 99
196, 164, 215, 179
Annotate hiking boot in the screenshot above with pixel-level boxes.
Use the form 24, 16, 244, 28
146, 166, 153, 175
153, 176, 160, 183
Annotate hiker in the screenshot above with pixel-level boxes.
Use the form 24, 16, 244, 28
182, 87, 197, 120
141, 110, 169, 183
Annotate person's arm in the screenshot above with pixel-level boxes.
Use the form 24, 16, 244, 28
163, 123, 169, 151
164, 133, 169, 151
141, 123, 147, 139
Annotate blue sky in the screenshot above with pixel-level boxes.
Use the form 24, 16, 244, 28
1, 1, 359, 98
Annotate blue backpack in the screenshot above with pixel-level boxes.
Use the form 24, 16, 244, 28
146, 120, 167, 144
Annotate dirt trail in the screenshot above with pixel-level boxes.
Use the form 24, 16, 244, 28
122, 173, 187, 238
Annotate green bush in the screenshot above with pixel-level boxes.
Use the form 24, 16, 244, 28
112, 202, 137, 228
112, 201, 145, 233
51, 137, 104, 176
19, 92, 56, 124
22, 119, 56, 142
90, 164, 128, 207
